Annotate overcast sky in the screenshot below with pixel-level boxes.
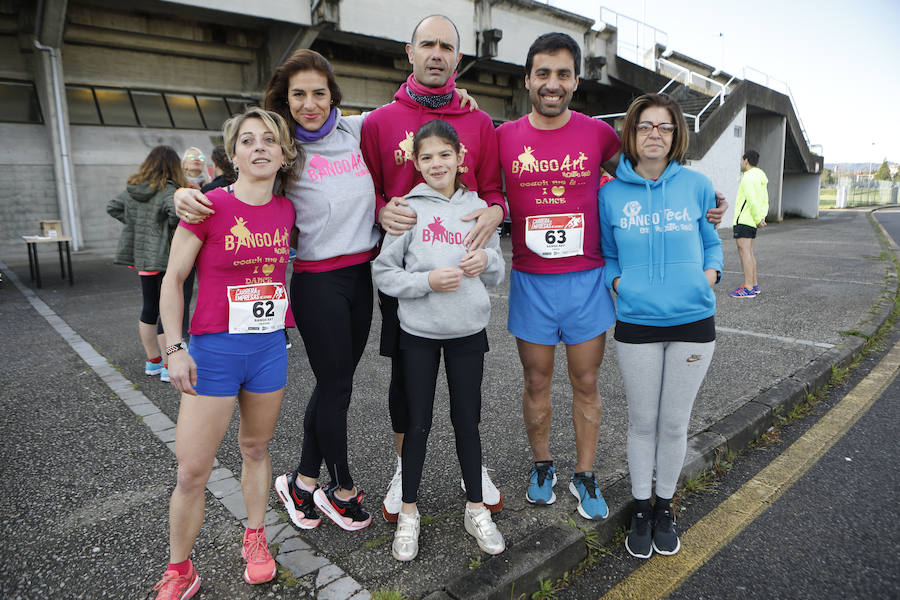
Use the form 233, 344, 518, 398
548, 0, 899, 164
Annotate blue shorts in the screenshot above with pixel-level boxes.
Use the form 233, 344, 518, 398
189, 331, 288, 397
508, 267, 616, 346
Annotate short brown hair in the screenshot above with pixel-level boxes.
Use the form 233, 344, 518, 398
127, 145, 188, 190
621, 93, 689, 165
223, 107, 298, 196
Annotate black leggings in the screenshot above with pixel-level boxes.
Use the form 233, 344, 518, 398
399, 329, 487, 504
139, 270, 194, 337
292, 262, 373, 490
378, 291, 409, 434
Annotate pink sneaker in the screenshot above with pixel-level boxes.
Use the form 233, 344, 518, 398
152, 563, 200, 600
241, 530, 276, 585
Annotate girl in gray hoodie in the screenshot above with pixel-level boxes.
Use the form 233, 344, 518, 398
372, 119, 505, 562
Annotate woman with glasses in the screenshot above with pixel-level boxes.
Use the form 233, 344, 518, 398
598, 93, 723, 559
182, 147, 211, 189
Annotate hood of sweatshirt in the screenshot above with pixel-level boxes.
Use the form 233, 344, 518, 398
404, 182, 468, 204
614, 157, 685, 283
393, 82, 472, 117
125, 183, 158, 203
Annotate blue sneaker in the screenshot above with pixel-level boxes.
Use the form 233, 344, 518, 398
525, 461, 557, 505
569, 472, 608, 520
145, 360, 164, 376
160, 366, 170, 383
751, 285, 761, 295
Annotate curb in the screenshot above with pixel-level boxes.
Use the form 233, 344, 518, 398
444, 209, 900, 600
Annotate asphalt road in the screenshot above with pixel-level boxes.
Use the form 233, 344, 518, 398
553, 210, 900, 600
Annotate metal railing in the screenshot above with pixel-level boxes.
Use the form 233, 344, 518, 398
654, 59, 733, 132
834, 179, 898, 208
742, 66, 812, 150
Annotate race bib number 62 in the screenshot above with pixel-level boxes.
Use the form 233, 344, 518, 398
227, 282, 288, 334
525, 213, 585, 258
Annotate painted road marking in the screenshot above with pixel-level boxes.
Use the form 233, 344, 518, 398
600, 337, 900, 600
715, 326, 835, 349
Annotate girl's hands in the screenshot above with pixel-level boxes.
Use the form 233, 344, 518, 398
459, 249, 488, 278
428, 267, 463, 292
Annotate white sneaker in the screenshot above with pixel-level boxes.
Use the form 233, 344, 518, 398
460, 465, 503, 513
464, 505, 505, 555
391, 511, 420, 561
382, 467, 402, 523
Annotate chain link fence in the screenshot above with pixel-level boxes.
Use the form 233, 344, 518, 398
835, 178, 898, 208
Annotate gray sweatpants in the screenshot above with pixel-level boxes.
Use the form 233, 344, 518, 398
616, 340, 715, 500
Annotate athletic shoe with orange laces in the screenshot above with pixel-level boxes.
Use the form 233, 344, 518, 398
241, 529, 276, 584
152, 563, 200, 600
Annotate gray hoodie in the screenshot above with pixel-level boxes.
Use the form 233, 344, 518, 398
373, 183, 505, 340
283, 114, 380, 263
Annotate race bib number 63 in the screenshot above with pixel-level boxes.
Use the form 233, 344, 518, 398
525, 213, 585, 258
227, 282, 288, 334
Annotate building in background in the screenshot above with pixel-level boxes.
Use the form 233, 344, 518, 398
0, 0, 822, 256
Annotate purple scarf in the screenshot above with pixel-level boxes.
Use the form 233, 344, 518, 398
295, 107, 339, 143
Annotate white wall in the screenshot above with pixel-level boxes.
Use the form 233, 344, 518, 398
687, 107, 746, 227
782, 174, 820, 218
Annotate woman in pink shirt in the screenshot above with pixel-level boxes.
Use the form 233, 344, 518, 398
153, 107, 297, 600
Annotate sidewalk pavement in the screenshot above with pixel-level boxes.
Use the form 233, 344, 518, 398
0, 208, 894, 600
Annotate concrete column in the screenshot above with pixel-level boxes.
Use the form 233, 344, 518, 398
745, 113, 786, 222
782, 173, 820, 218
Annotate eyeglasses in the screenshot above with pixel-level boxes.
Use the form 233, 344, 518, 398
636, 122, 676, 135
186, 153, 205, 161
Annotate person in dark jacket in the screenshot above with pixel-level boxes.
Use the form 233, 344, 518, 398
200, 145, 236, 193
108, 145, 189, 382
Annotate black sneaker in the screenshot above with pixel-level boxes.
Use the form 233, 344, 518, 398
313, 484, 373, 531
625, 508, 653, 559
651, 504, 681, 555
274, 473, 321, 529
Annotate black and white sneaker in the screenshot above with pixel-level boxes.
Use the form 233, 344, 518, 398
625, 508, 653, 559
651, 505, 681, 555
314, 484, 373, 531
275, 473, 321, 529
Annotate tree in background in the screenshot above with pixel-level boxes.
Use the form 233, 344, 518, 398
820, 168, 835, 185
874, 159, 891, 181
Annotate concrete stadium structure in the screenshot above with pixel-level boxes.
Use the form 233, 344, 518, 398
1, 0, 823, 256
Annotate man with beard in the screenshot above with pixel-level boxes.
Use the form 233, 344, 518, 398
360, 14, 506, 523
498, 33, 725, 520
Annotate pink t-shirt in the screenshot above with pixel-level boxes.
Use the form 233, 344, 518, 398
497, 111, 620, 274
180, 188, 296, 334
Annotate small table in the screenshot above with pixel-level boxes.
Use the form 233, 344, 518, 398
22, 235, 74, 288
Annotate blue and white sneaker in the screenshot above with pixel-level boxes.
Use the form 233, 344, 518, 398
525, 461, 557, 505
569, 472, 608, 520
160, 365, 170, 383
145, 360, 164, 376
751, 285, 761, 296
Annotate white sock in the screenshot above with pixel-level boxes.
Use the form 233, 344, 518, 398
396, 456, 402, 473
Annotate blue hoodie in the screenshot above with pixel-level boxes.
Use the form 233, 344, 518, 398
599, 158, 723, 327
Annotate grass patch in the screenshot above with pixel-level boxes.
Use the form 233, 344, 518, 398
277, 566, 301, 587
363, 534, 392, 549
468, 553, 483, 569
372, 590, 407, 600
819, 187, 836, 208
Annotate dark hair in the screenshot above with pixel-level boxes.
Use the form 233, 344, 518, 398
411, 14, 460, 52
412, 119, 466, 192
263, 49, 341, 171
210, 145, 236, 184
621, 93, 689, 165
127, 145, 188, 190
525, 32, 581, 78
263, 49, 342, 127
743, 150, 760, 166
